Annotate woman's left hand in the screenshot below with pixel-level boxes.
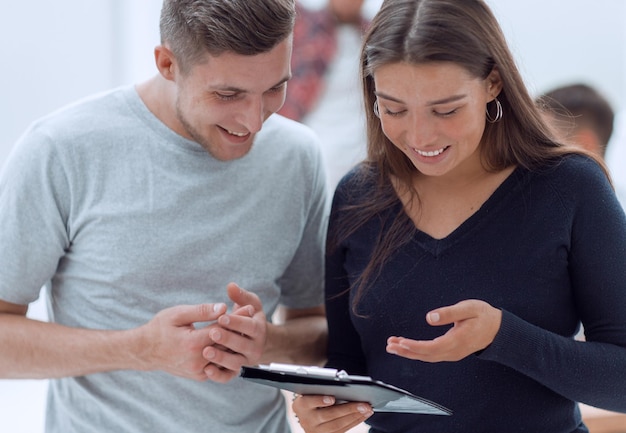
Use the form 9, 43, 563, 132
386, 299, 502, 362
292, 394, 373, 433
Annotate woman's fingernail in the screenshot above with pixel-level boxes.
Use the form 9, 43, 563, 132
213, 303, 225, 312
429, 312, 440, 323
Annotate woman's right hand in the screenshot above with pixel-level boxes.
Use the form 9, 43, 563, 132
292, 394, 373, 433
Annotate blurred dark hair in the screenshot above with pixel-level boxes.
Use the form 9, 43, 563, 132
538, 83, 615, 156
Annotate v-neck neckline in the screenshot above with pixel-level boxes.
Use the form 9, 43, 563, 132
401, 166, 525, 257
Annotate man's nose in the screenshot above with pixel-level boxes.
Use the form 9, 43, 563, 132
239, 97, 264, 134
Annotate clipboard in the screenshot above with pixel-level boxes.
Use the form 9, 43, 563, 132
239, 363, 452, 415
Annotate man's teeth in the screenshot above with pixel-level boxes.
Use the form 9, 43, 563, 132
415, 146, 447, 157
227, 129, 247, 137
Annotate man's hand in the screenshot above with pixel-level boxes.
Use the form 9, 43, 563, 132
386, 299, 502, 362
202, 282, 268, 383
136, 302, 228, 381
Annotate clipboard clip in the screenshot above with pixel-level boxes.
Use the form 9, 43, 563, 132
259, 363, 349, 380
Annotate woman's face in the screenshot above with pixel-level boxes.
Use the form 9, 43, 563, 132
373, 61, 501, 179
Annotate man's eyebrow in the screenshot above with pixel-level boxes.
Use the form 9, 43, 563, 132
212, 75, 292, 93
375, 92, 467, 106
269, 75, 291, 89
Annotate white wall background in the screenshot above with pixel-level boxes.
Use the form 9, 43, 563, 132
0, 0, 161, 165
1, 0, 624, 178
0, 1, 625, 432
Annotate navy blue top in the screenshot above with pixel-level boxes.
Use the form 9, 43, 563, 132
325, 155, 626, 433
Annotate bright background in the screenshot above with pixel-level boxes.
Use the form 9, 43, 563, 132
1, 1, 625, 432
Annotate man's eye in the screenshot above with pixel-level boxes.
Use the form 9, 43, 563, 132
216, 93, 238, 101
268, 84, 286, 93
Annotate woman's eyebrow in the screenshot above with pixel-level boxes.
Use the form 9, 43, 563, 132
425, 94, 467, 106
374, 91, 404, 103
375, 92, 467, 106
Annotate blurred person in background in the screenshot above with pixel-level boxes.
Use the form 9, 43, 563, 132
537, 82, 625, 208
280, 0, 373, 190
538, 83, 614, 158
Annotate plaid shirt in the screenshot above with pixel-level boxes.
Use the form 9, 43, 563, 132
279, 3, 369, 121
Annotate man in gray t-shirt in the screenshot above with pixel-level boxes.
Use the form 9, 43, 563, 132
0, 1, 328, 432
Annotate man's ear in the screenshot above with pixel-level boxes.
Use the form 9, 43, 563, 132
486, 66, 503, 100
155, 45, 177, 81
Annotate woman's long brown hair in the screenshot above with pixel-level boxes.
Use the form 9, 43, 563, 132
328, 0, 609, 313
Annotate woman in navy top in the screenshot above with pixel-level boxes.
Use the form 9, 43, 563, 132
292, 0, 626, 432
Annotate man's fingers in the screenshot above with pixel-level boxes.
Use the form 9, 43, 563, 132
168, 303, 227, 327
203, 363, 239, 383
217, 310, 261, 338
230, 304, 255, 318
203, 344, 248, 371
227, 282, 262, 312
203, 322, 262, 364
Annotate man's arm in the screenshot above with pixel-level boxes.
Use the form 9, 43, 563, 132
0, 298, 227, 381
263, 304, 327, 366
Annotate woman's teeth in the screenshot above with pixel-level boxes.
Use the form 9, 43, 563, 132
227, 129, 247, 137
415, 146, 448, 157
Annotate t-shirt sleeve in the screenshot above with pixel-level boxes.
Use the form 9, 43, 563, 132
0, 124, 71, 304
277, 134, 329, 309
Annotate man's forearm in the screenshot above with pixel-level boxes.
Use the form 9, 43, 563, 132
261, 314, 328, 366
1, 302, 232, 381
0, 314, 143, 379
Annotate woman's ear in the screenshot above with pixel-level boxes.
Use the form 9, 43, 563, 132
486, 66, 503, 100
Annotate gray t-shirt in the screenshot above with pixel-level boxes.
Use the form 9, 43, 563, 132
0, 86, 328, 433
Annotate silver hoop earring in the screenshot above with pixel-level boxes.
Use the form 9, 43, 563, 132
373, 100, 381, 118
485, 97, 503, 123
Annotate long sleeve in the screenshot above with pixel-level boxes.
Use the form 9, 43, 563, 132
322, 157, 626, 432
479, 156, 626, 412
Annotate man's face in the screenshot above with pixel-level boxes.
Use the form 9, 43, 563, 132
172, 37, 292, 161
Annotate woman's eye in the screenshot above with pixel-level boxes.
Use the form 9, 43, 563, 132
384, 108, 406, 117
435, 108, 458, 117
